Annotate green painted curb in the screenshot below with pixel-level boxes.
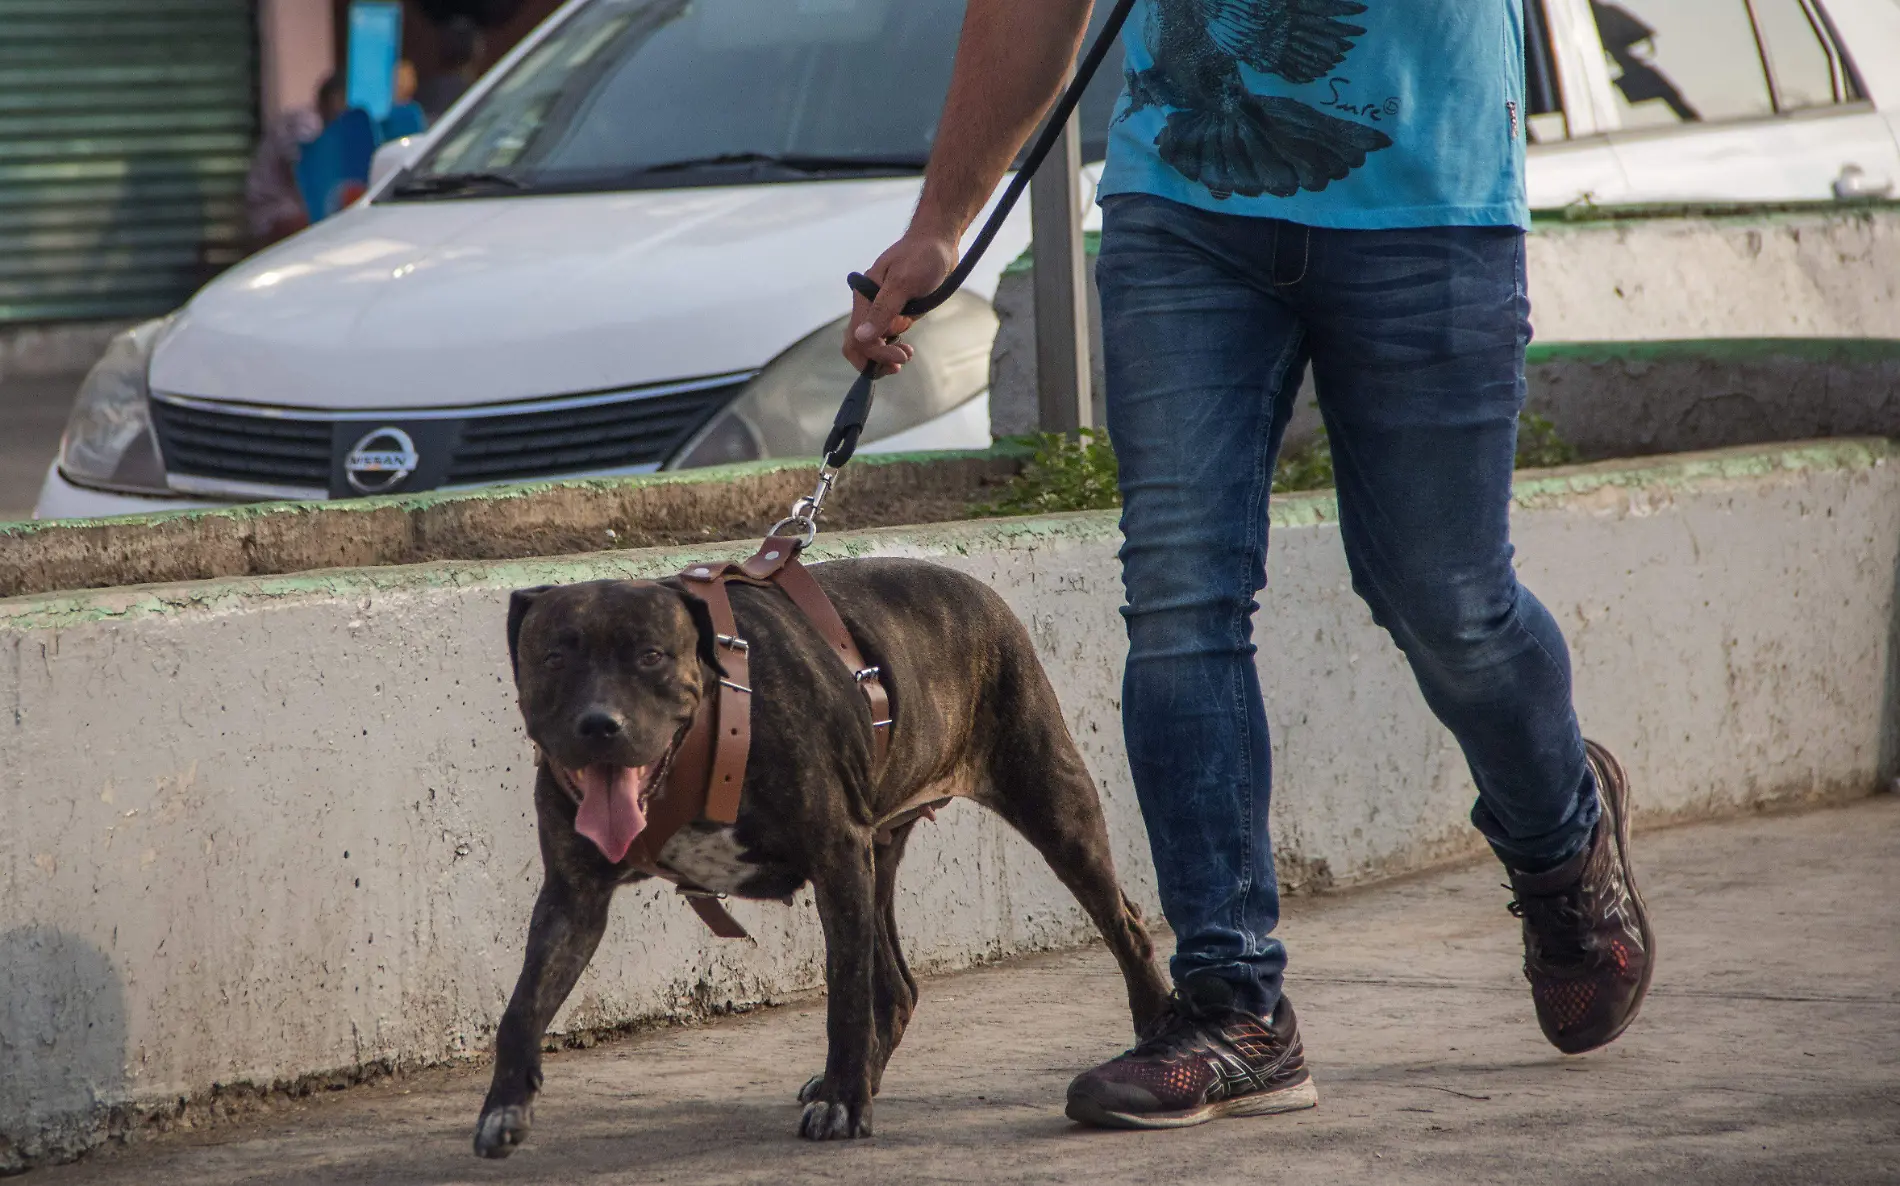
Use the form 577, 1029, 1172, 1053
2, 438, 1890, 632
1527, 197, 1900, 227
1524, 338, 1900, 366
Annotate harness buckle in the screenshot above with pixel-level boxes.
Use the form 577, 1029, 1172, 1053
715, 633, 749, 652
854, 665, 881, 683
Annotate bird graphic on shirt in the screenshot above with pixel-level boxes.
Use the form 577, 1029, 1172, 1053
1121, 0, 1393, 199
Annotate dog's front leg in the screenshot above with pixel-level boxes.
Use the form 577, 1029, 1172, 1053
474, 873, 612, 1159
800, 839, 877, 1140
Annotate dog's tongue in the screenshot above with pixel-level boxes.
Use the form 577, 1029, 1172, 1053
571, 763, 648, 863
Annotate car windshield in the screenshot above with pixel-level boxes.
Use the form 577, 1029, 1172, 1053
390, 0, 1124, 197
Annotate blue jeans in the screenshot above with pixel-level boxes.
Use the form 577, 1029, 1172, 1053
1098, 194, 1600, 1017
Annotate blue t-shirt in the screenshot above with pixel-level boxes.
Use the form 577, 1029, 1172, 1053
1097, 0, 1529, 229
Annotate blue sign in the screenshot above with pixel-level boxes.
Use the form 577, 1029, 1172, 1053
347, 1, 404, 122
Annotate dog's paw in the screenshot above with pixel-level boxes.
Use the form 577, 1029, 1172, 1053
797, 1097, 872, 1140
473, 1104, 533, 1159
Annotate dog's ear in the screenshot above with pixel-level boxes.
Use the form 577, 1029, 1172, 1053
677, 589, 726, 678
506, 586, 555, 680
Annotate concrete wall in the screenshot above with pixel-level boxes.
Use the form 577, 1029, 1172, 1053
3, 438, 1897, 1168
989, 204, 1900, 443
1519, 340, 1900, 462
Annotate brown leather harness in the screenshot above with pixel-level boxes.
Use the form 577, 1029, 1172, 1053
566, 534, 896, 940
529, 0, 1139, 943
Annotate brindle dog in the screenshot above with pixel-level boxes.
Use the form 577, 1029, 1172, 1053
476, 559, 1170, 1156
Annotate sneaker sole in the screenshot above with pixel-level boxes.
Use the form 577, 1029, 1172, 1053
1570, 739, 1658, 1054
1064, 1075, 1319, 1130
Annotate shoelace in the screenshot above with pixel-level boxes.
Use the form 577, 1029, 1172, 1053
1125, 990, 1239, 1059
1506, 883, 1593, 966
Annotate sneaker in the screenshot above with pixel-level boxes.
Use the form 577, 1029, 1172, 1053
1508, 739, 1656, 1054
1064, 976, 1318, 1129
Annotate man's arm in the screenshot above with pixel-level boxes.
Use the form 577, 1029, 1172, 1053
845, 0, 1096, 373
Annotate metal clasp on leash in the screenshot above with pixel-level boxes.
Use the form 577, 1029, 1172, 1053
769, 460, 839, 549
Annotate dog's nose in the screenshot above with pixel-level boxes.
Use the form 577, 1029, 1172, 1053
576, 711, 622, 740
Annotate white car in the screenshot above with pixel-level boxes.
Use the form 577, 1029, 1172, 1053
39, 0, 1900, 520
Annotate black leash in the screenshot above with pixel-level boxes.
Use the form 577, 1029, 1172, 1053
819, 0, 1139, 471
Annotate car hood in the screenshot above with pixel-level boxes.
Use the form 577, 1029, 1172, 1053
152, 178, 1022, 410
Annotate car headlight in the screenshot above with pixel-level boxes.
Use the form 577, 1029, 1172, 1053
57, 318, 170, 494
671, 291, 998, 469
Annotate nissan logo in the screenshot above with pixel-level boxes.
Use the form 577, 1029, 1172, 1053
344, 427, 419, 494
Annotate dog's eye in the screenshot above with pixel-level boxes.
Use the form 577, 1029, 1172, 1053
543, 651, 565, 669
636, 647, 667, 668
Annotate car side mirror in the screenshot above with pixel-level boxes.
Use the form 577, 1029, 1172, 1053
369, 136, 428, 192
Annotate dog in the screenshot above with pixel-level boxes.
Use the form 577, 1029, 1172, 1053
475, 557, 1170, 1156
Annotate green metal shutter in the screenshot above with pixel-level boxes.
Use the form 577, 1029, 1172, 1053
0, 0, 257, 325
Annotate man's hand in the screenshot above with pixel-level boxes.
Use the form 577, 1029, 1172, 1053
843, 228, 957, 375
842, 0, 1093, 375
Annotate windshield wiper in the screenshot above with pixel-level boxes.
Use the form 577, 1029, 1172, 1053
388, 170, 530, 198
629, 152, 929, 177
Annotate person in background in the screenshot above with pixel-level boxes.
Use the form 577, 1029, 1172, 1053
416, 16, 485, 122
316, 73, 349, 128
396, 59, 420, 109
243, 75, 347, 252
382, 59, 429, 140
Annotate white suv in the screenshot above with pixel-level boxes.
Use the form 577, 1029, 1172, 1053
39, 0, 1900, 520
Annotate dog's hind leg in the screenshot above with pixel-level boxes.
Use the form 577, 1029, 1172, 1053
981, 760, 1171, 1035
799, 833, 879, 1140
473, 869, 613, 1159
974, 654, 1172, 1035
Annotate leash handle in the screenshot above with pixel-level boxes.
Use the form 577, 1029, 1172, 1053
847, 0, 1137, 320
821, 362, 878, 467
790, 0, 1136, 544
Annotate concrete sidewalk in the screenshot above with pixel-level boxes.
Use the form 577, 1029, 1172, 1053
37, 798, 1900, 1186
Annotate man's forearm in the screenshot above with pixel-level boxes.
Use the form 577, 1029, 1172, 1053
912, 0, 1096, 241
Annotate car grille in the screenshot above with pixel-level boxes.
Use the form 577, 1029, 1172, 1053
149, 377, 747, 499
444, 386, 735, 485
151, 399, 333, 490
